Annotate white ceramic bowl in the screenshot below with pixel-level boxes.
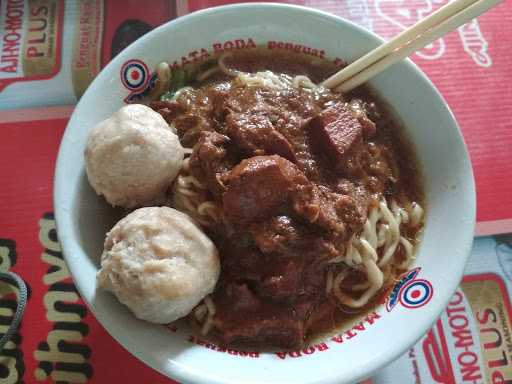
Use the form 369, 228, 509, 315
54, 4, 476, 384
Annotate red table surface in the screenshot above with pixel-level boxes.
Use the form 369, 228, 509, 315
1, 0, 511, 383
0, 114, 174, 383
186, 0, 512, 234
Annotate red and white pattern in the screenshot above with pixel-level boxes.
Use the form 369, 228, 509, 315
1, 1, 511, 383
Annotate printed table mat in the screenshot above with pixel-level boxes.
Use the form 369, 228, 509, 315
1, 0, 512, 382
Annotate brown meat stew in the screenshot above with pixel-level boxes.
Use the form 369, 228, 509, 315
150, 49, 424, 350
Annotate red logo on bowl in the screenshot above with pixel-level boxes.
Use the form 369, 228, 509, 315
121, 59, 150, 91
120, 59, 157, 103
386, 267, 434, 311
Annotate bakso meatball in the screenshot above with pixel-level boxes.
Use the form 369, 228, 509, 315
97, 207, 220, 324
85, 104, 183, 208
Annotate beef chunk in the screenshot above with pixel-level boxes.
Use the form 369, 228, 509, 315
250, 216, 306, 254
155, 91, 220, 146
225, 111, 296, 162
206, 87, 230, 122
346, 99, 377, 138
149, 100, 186, 124
292, 185, 365, 237
189, 131, 235, 198
305, 298, 337, 336
223, 86, 259, 113
250, 216, 338, 257
223, 155, 362, 236
291, 185, 347, 235
220, 239, 305, 300
333, 193, 367, 233
359, 115, 377, 138
222, 282, 261, 311
294, 184, 365, 234
275, 88, 319, 119
175, 115, 216, 146
308, 102, 363, 166
213, 301, 305, 349
257, 258, 305, 299
220, 241, 265, 283
223, 155, 308, 224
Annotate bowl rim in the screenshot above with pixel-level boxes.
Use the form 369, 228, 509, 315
54, 3, 476, 384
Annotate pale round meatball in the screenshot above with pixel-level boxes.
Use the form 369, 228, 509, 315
85, 104, 183, 208
97, 207, 220, 324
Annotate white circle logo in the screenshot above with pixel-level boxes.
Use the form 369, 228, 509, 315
400, 279, 433, 309
120, 59, 149, 92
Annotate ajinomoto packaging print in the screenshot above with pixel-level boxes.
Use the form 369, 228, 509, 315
1, 0, 511, 233
0, 0, 178, 109
1, 0, 512, 383
0, 107, 511, 383
373, 236, 512, 384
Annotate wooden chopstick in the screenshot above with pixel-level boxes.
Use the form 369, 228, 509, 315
321, 0, 503, 93
321, 0, 477, 89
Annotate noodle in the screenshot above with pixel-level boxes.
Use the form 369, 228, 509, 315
149, 62, 172, 99
377, 224, 389, 247
196, 66, 221, 82
197, 202, 221, 220
171, 155, 223, 227
378, 200, 401, 267
325, 269, 334, 294
328, 199, 424, 309
399, 237, 415, 269
348, 99, 365, 118
236, 71, 292, 89
204, 295, 216, 315
292, 75, 318, 89
360, 239, 379, 262
333, 253, 384, 308
362, 207, 380, 249
410, 202, 424, 227
201, 316, 214, 335
218, 52, 240, 77
160, 55, 425, 335
235, 71, 328, 94
213, 54, 324, 93
350, 281, 371, 292
171, 86, 194, 101
194, 303, 207, 320
178, 175, 206, 189
193, 295, 216, 335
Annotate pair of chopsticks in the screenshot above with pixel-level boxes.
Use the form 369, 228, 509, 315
321, 0, 503, 93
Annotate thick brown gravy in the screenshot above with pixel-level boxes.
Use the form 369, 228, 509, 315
151, 49, 424, 350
